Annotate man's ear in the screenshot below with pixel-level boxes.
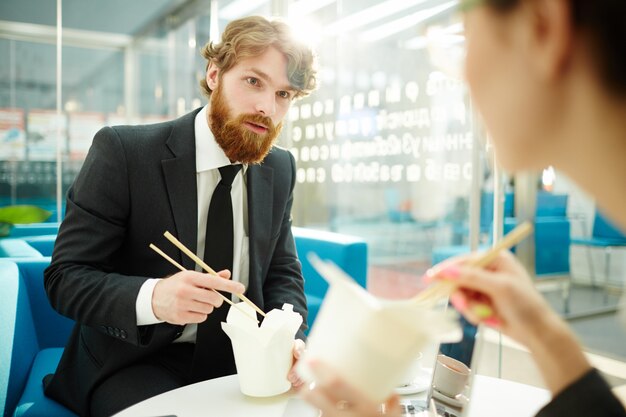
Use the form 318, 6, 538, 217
206, 61, 220, 90
524, 0, 573, 81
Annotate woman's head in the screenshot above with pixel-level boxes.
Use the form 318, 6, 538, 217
200, 16, 317, 100
463, 0, 626, 172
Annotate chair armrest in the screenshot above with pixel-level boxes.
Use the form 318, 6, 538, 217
0, 239, 43, 258
0, 260, 39, 416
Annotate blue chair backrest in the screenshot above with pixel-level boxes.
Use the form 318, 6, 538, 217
13, 257, 74, 348
1, 260, 38, 417
593, 211, 626, 241
0, 240, 43, 258
293, 227, 367, 297
21, 235, 57, 257
536, 192, 568, 217
480, 192, 514, 232
1, 257, 75, 416
8, 223, 60, 238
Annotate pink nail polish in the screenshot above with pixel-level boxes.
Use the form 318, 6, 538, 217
484, 316, 501, 327
442, 265, 460, 280
422, 270, 434, 284
450, 293, 468, 311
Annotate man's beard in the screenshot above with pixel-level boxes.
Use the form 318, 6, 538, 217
209, 84, 282, 164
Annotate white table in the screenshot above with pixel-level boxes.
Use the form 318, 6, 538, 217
113, 374, 550, 417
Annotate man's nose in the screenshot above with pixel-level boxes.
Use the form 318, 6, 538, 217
255, 93, 276, 118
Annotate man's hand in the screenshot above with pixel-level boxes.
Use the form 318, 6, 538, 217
152, 269, 245, 325
288, 338, 306, 388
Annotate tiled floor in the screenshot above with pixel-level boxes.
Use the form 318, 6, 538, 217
543, 285, 626, 361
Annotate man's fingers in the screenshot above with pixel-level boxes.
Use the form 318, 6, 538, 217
293, 339, 306, 360
217, 269, 231, 279
188, 272, 245, 294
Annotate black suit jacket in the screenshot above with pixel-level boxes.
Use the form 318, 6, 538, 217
535, 369, 626, 417
43, 108, 308, 416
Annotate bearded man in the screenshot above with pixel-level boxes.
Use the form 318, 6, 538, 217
43, 16, 317, 417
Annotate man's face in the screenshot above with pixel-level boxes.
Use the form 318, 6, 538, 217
206, 46, 295, 164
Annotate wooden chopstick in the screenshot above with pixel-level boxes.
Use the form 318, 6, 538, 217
413, 221, 534, 304
150, 243, 259, 323
163, 231, 267, 318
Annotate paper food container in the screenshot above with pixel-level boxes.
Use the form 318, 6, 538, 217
296, 254, 461, 402
222, 302, 302, 397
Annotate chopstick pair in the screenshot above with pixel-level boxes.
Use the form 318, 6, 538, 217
413, 221, 534, 305
150, 231, 266, 323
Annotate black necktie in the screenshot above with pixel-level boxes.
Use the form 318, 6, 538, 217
191, 164, 242, 382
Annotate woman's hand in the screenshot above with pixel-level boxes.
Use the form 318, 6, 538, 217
299, 360, 401, 417
430, 250, 553, 346
430, 250, 592, 394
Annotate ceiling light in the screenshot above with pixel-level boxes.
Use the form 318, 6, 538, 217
324, 0, 432, 37
219, 0, 269, 21
289, 0, 336, 18
359, 1, 456, 42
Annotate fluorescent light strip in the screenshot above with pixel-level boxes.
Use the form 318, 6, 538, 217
324, 0, 432, 37
403, 33, 464, 49
289, 0, 337, 18
219, 0, 269, 20
360, 1, 457, 42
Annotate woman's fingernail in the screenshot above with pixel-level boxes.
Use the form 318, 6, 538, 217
423, 270, 435, 284
450, 293, 468, 311
441, 266, 460, 280
472, 303, 494, 319
484, 316, 502, 327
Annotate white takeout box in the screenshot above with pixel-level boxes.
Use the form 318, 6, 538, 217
222, 302, 302, 397
296, 254, 461, 402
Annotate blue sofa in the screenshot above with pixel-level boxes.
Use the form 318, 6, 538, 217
19, 236, 57, 257
6, 223, 60, 239
1, 257, 75, 417
0, 240, 43, 258
292, 227, 368, 331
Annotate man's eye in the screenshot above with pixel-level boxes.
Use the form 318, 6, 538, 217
278, 91, 291, 99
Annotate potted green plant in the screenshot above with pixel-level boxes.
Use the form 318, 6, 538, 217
0, 205, 52, 237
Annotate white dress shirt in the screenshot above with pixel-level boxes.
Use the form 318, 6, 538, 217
135, 106, 250, 343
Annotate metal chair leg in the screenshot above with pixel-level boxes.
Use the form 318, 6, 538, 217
603, 247, 612, 305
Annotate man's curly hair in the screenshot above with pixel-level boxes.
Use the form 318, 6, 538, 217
200, 16, 317, 99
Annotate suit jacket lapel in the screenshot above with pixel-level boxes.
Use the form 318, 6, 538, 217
162, 110, 200, 270
247, 163, 273, 299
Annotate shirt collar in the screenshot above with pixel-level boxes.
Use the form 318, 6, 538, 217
195, 105, 248, 174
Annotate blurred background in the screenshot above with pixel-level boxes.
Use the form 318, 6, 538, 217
1, 0, 624, 388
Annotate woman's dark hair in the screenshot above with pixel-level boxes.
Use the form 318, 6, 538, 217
486, 0, 626, 95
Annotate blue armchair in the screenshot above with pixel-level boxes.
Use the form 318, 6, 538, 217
292, 227, 368, 332
19, 236, 57, 257
7, 224, 60, 239
571, 210, 626, 294
0, 240, 43, 258
1, 257, 76, 417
